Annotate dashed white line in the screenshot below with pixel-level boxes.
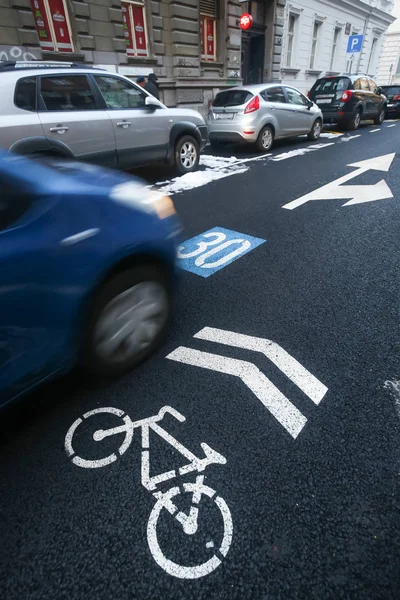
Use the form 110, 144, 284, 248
387, 124, 397, 128
370, 128, 381, 133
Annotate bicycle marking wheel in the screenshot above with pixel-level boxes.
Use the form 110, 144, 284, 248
65, 407, 133, 468
147, 482, 233, 579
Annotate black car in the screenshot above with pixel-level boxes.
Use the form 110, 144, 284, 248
379, 85, 400, 118
309, 75, 387, 130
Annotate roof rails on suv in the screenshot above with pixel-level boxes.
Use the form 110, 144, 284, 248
0, 61, 104, 72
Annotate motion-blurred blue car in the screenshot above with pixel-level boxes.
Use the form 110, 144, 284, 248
0, 151, 180, 406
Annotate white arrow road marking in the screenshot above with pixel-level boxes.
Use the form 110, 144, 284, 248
194, 327, 328, 405
282, 153, 396, 210
167, 347, 308, 439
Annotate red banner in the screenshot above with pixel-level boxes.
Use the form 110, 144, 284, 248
122, 2, 135, 56
49, 0, 73, 52
30, 0, 55, 52
206, 18, 215, 60
132, 5, 148, 56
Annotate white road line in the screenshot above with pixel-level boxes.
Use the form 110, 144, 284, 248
271, 143, 335, 162
195, 327, 328, 405
167, 347, 307, 438
370, 128, 381, 133
340, 135, 361, 142
387, 124, 397, 128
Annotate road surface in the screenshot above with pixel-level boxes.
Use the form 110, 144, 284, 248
1, 121, 400, 600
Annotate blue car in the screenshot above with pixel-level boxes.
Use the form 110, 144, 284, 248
0, 151, 180, 407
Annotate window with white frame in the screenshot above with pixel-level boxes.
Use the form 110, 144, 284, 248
30, 0, 74, 53
330, 27, 341, 71
286, 14, 297, 68
367, 37, 378, 74
121, 1, 149, 58
310, 20, 322, 69
200, 0, 217, 61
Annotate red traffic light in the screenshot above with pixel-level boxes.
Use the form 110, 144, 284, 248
239, 13, 253, 30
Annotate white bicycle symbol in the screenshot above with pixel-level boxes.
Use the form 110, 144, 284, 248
65, 405, 233, 579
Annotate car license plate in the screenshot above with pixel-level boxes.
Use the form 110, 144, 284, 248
215, 113, 234, 120
316, 98, 332, 105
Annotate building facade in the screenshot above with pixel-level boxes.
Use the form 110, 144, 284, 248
0, 0, 286, 115
280, 0, 395, 94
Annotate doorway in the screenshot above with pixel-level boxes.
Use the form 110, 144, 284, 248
241, 31, 265, 85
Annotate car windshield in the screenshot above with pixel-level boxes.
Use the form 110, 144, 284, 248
312, 77, 350, 93
212, 90, 253, 107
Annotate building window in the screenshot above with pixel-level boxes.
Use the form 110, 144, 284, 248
330, 27, 341, 71
30, 0, 73, 53
367, 37, 378, 74
286, 14, 297, 67
200, 0, 217, 61
122, 1, 149, 58
310, 21, 322, 69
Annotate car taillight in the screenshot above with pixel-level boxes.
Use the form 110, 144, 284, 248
307, 91, 310, 98
244, 95, 260, 114
393, 94, 400, 101
341, 90, 354, 102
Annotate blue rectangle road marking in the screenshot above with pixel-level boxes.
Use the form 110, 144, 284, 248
178, 226, 266, 278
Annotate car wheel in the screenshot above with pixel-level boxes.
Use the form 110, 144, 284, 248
174, 135, 200, 174
82, 265, 171, 378
374, 107, 386, 125
308, 119, 322, 141
347, 109, 362, 130
256, 126, 274, 152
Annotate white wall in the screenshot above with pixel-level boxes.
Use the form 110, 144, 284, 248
280, 0, 395, 94
377, 0, 400, 83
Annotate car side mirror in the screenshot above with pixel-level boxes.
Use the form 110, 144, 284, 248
307, 100, 313, 109
377, 87, 382, 95
145, 96, 163, 109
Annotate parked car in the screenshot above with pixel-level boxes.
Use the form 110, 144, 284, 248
0, 61, 207, 174
0, 150, 181, 407
379, 85, 400, 118
207, 84, 323, 152
308, 74, 387, 130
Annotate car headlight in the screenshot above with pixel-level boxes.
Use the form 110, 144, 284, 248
110, 181, 176, 219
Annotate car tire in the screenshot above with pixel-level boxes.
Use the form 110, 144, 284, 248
256, 126, 274, 152
81, 265, 171, 378
174, 135, 200, 175
347, 109, 362, 130
374, 107, 386, 125
308, 119, 322, 141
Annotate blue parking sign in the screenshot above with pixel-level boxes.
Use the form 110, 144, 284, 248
178, 227, 266, 278
347, 34, 363, 54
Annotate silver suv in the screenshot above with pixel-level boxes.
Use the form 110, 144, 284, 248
0, 61, 207, 174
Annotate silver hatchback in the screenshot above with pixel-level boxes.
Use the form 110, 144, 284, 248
208, 84, 323, 152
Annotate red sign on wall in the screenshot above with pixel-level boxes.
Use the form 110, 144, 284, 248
239, 13, 253, 31
49, 0, 73, 52
30, 0, 54, 51
132, 5, 147, 56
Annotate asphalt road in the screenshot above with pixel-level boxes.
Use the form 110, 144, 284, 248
1, 121, 400, 600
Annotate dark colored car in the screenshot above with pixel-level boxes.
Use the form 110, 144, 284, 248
379, 85, 400, 118
309, 75, 387, 130
0, 151, 181, 407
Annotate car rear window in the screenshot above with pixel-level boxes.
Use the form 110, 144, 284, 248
381, 86, 400, 96
14, 77, 37, 111
311, 77, 350, 94
212, 90, 253, 107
